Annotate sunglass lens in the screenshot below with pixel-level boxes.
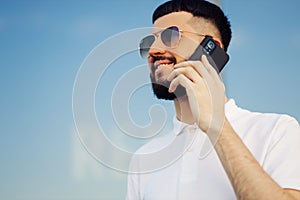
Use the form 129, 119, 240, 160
161, 26, 180, 47
139, 35, 155, 58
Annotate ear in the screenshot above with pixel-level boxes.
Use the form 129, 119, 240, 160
213, 39, 226, 51
213, 39, 221, 47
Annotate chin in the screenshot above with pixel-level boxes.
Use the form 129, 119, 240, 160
151, 82, 186, 100
149, 56, 185, 100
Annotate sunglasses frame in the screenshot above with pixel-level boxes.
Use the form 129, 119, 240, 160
139, 26, 217, 58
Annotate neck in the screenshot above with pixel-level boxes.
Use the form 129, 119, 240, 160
174, 95, 194, 125
174, 95, 229, 125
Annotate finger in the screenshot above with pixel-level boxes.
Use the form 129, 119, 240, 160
167, 66, 202, 83
201, 55, 226, 94
173, 61, 192, 68
201, 55, 223, 82
168, 74, 193, 93
174, 60, 210, 80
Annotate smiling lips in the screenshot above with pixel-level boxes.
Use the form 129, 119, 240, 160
153, 59, 176, 74
148, 56, 177, 83
149, 55, 176, 68
154, 60, 174, 67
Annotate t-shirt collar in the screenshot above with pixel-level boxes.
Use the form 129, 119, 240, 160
171, 116, 200, 136
171, 98, 237, 136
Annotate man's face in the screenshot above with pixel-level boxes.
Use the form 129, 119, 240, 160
148, 11, 221, 100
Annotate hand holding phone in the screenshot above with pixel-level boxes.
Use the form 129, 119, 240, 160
189, 36, 229, 73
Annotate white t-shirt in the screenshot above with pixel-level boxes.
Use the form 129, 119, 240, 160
126, 99, 300, 200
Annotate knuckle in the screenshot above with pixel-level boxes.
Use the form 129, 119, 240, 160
177, 74, 185, 79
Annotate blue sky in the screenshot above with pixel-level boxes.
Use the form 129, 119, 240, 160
1, 0, 300, 199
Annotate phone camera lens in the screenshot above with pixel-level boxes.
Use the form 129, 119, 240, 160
207, 40, 215, 50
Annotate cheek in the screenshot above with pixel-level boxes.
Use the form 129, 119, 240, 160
148, 64, 155, 78
148, 64, 154, 77
174, 37, 199, 60
148, 57, 155, 75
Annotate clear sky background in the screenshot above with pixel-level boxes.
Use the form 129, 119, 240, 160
1, 0, 300, 199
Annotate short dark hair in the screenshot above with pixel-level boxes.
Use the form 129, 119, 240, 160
152, 0, 232, 52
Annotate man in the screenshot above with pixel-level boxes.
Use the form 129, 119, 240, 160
127, 0, 300, 199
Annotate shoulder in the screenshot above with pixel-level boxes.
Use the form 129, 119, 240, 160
268, 114, 300, 145
238, 108, 299, 134
227, 99, 299, 134
227, 100, 300, 153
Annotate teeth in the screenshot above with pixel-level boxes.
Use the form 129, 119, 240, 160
158, 63, 173, 67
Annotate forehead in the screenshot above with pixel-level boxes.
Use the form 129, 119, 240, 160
152, 11, 194, 32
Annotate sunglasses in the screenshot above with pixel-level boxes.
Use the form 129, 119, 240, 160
139, 26, 211, 59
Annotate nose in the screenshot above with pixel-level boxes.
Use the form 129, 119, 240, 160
148, 37, 166, 56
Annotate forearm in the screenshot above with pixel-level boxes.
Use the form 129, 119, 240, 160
212, 119, 296, 200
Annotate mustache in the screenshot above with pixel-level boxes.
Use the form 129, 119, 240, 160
149, 55, 177, 64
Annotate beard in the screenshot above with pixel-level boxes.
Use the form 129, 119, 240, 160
149, 55, 186, 100
151, 80, 186, 100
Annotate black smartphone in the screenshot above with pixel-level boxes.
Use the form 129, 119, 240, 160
189, 36, 229, 73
